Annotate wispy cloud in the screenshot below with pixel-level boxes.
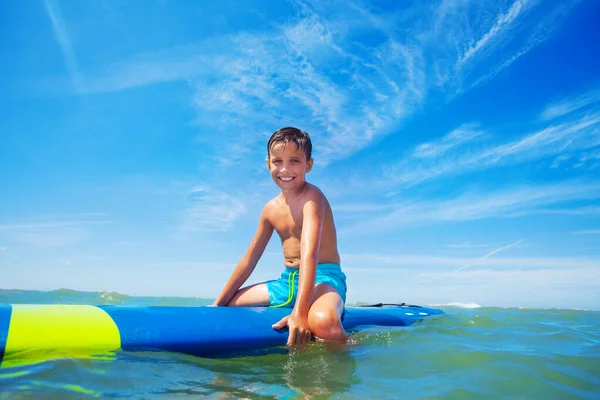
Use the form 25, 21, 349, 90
0, 246, 17, 258
341, 180, 600, 234
0, 220, 113, 231
455, 0, 530, 68
455, 238, 526, 272
43, 0, 84, 93
182, 186, 246, 232
11, 228, 91, 248
541, 89, 600, 121
429, 0, 581, 93
571, 229, 600, 235
0, 214, 114, 247
573, 148, 600, 170
344, 264, 600, 308
445, 243, 490, 249
343, 252, 600, 271
71, 1, 579, 168
344, 256, 600, 305
385, 110, 600, 186
84, 0, 566, 98
548, 148, 600, 170
404, 268, 600, 309
81, 15, 415, 166
0, 212, 113, 231
551, 154, 572, 169
504, 206, 600, 218
333, 203, 397, 213
189, 18, 424, 165
412, 124, 484, 159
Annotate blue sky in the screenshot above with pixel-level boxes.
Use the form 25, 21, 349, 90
1, 0, 599, 309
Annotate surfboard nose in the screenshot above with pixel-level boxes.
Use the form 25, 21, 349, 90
1, 304, 121, 367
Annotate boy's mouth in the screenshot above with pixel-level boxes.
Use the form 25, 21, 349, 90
278, 176, 295, 182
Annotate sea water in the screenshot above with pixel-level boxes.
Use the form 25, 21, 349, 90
0, 289, 598, 399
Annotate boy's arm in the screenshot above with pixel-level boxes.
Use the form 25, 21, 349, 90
213, 208, 274, 306
277, 191, 324, 345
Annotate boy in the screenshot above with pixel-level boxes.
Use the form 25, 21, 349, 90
213, 127, 348, 345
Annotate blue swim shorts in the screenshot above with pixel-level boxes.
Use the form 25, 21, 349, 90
265, 263, 347, 308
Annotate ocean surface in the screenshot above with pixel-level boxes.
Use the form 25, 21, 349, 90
0, 289, 599, 399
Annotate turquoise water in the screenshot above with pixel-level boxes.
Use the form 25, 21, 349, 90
1, 289, 599, 399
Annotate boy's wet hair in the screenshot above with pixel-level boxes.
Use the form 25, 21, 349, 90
267, 127, 312, 160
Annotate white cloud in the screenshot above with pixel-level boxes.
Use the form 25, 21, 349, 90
44, 0, 84, 93
13, 227, 91, 248
385, 111, 600, 186
186, 20, 425, 166
78, 12, 413, 167
504, 206, 600, 218
345, 265, 600, 308
333, 203, 397, 213
0, 220, 113, 231
182, 186, 246, 232
343, 252, 600, 307
455, 0, 530, 68
430, 0, 580, 93
87, 50, 227, 94
571, 229, 600, 235
0, 214, 114, 248
0, 246, 13, 258
455, 238, 526, 272
411, 268, 600, 309
343, 252, 600, 270
445, 243, 490, 248
541, 88, 600, 121
341, 180, 600, 234
2, 260, 236, 298
68, 1, 580, 168
72, 0, 576, 106
283, 14, 341, 56
412, 123, 484, 158
551, 154, 571, 169
574, 148, 600, 170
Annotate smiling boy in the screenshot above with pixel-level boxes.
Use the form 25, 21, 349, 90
213, 127, 348, 345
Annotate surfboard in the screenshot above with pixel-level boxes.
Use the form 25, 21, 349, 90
0, 304, 444, 363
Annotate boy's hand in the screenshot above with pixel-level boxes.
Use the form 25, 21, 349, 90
272, 313, 312, 346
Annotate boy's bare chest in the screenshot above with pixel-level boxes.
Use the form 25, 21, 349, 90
270, 207, 303, 238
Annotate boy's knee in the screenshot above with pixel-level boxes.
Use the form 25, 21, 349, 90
308, 308, 344, 341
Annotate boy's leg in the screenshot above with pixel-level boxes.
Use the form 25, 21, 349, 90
227, 283, 271, 306
308, 283, 348, 342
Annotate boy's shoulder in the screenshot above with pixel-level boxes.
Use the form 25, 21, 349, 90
303, 182, 326, 201
264, 183, 326, 211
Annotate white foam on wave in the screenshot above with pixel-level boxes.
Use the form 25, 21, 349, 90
430, 302, 482, 309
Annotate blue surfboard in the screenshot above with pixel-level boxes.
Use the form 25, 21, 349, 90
0, 304, 444, 363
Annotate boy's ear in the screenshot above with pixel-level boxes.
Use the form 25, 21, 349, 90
306, 158, 314, 173
266, 158, 271, 169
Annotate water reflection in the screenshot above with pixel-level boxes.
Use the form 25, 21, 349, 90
0, 343, 359, 399
282, 344, 358, 398
180, 342, 359, 398
0, 348, 117, 369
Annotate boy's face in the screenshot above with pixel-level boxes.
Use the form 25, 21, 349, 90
266, 142, 313, 193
